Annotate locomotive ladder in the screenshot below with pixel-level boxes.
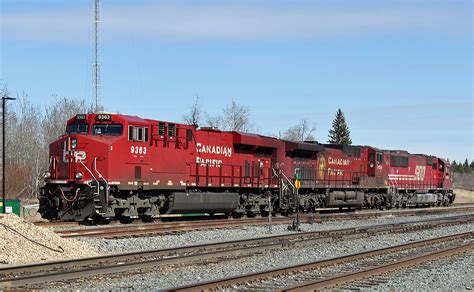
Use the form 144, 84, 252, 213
272, 168, 297, 211
79, 158, 109, 215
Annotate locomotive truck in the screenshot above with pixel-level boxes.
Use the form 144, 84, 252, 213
39, 113, 455, 222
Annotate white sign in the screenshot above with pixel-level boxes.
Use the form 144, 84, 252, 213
6, 206, 12, 213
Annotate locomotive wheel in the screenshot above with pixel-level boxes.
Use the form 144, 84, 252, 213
94, 217, 111, 225
142, 216, 155, 223
246, 212, 256, 218
120, 217, 134, 224
260, 206, 270, 217
231, 212, 242, 219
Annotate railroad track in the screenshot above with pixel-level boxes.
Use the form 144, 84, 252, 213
173, 231, 474, 291
1, 214, 472, 289
52, 205, 474, 238
34, 221, 80, 228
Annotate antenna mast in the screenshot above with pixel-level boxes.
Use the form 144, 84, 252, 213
93, 0, 101, 112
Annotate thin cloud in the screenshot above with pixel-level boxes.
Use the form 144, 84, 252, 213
1, 3, 471, 42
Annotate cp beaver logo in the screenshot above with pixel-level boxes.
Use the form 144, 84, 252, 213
318, 155, 326, 179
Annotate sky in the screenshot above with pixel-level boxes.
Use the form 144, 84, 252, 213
1, 0, 473, 162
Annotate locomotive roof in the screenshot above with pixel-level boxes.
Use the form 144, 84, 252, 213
232, 132, 280, 148
68, 113, 150, 125
285, 140, 326, 153
119, 114, 149, 123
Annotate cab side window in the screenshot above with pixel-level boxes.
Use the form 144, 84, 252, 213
376, 153, 383, 164
168, 124, 176, 137
128, 125, 149, 142
158, 123, 165, 136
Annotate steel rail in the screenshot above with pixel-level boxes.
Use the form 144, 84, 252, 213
283, 242, 473, 291
171, 231, 473, 291
55, 216, 294, 238
0, 215, 471, 288
54, 206, 474, 238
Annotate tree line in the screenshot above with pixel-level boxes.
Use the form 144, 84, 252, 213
451, 159, 474, 173
0, 90, 351, 199
182, 96, 352, 144
1, 90, 91, 199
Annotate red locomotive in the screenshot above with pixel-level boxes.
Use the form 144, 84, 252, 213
39, 113, 455, 221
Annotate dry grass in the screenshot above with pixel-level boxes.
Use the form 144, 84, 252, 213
453, 172, 474, 191
453, 188, 474, 204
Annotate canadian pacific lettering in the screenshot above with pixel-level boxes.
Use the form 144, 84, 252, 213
196, 143, 232, 157
196, 157, 222, 167
328, 157, 351, 166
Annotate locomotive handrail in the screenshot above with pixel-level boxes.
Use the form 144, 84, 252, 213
79, 160, 100, 196
93, 157, 109, 185
189, 162, 275, 188
279, 170, 295, 193
48, 156, 57, 179
93, 157, 110, 202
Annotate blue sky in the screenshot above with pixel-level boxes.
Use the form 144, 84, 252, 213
1, 0, 472, 162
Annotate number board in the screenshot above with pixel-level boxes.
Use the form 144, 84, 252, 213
96, 114, 112, 121
76, 114, 87, 120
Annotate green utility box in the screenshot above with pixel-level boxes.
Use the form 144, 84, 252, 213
0, 199, 21, 216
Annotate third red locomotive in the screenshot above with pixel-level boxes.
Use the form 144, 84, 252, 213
39, 113, 455, 221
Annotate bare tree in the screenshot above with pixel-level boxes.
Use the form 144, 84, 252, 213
42, 96, 88, 145
204, 113, 223, 129
182, 95, 203, 127
282, 119, 316, 142
0, 92, 89, 199
221, 99, 253, 132
5, 92, 44, 198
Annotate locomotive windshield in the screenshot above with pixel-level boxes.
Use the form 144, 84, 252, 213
66, 124, 89, 134
92, 124, 123, 135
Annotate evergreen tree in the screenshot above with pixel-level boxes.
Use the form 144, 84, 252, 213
328, 108, 352, 144
470, 160, 474, 171
463, 159, 471, 173
452, 161, 458, 172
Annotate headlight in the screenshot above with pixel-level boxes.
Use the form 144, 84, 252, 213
71, 138, 78, 149
75, 172, 83, 179
44, 171, 51, 179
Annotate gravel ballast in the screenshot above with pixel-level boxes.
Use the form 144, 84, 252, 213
45, 214, 473, 290
78, 212, 473, 255
0, 214, 100, 265
371, 249, 473, 291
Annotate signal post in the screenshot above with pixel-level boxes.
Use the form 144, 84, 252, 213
288, 168, 301, 231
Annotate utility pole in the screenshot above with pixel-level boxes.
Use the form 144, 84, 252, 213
2, 95, 16, 213
93, 0, 101, 112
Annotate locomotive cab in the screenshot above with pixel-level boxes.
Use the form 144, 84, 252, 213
437, 159, 455, 204
40, 113, 126, 221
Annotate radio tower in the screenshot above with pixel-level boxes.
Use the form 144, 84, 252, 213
93, 0, 101, 112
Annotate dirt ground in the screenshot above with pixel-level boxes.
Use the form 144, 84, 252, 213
454, 188, 474, 204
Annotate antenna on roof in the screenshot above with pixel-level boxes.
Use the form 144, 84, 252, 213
93, 0, 101, 112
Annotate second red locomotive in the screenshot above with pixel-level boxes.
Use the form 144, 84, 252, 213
39, 113, 455, 221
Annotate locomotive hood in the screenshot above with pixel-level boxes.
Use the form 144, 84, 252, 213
47, 133, 116, 182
